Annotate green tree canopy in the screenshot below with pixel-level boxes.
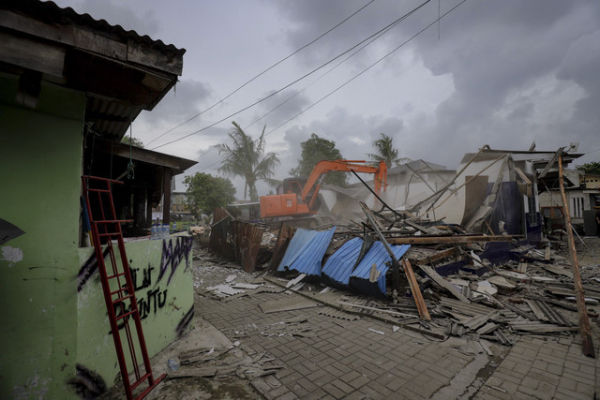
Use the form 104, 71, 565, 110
217, 121, 279, 201
290, 133, 346, 186
121, 136, 144, 148
579, 162, 600, 175
183, 172, 236, 216
368, 133, 401, 168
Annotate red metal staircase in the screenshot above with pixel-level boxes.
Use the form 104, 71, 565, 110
81, 175, 164, 400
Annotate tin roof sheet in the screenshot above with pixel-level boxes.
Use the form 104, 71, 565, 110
350, 242, 411, 295
278, 227, 336, 276
322, 237, 363, 285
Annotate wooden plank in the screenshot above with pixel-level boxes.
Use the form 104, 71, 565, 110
388, 235, 514, 245
269, 224, 296, 270
411, 247, 459, 265
0, 31, 65, 77
360, 202, 430, 321
402, 259, 431, 321
538, 149, 561, 179
558, 154, 595, 357
0, 10, 182, 75
416, 264, 470, 303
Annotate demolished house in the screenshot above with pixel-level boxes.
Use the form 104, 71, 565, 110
320, 148, 583, 242
205, 144, 596, 364
0, 1, 196, 399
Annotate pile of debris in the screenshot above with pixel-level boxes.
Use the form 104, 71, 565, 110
201, 151, 597, 357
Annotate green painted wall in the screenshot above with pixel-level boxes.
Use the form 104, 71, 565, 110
0, 73, 85, 399
0, 72, 195, 399
76, 235, 194, 389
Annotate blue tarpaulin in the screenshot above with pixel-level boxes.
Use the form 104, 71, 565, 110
278, 227, 336, 276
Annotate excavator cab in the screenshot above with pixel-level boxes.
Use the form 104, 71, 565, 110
261, 177, 314, 218
260, 160, 387, 219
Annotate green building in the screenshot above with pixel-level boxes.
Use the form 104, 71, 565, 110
0, 1, 197, 398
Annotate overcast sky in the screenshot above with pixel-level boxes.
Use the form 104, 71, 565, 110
56, 0, 600, 197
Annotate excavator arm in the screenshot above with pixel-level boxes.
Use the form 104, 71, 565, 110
300, 160, 387, 206
259, 159, 387, 218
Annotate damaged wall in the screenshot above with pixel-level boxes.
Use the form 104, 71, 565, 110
0, 73, 85, 399
75, 234, 194, 396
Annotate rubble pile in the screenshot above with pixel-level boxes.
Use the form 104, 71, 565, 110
197, 197, 599, 353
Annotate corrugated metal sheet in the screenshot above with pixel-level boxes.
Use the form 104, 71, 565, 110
277, 228, 318, 271
350, 242, 411, 296
322, 237, 363, 285
278, 227, 336, 276
4, 0, 185, 55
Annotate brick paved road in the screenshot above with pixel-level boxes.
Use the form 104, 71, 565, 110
200, 291, 492, 399
475, 335, 600, 400
198, 288, 599, 399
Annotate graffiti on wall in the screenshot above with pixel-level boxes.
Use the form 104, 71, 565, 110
76, 236, 193, 332
68, 363, 106, 399
77, 246, 110, 292
156, 235, 193, 285
175, 305, 194, 338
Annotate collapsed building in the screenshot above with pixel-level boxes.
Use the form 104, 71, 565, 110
319, 148, 583, 242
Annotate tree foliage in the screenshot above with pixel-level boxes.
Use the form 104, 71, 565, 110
579, 162, 600, 175
121, 136, 144, 148
217, 121, 279, 201
183, 172, 236, 216
368, 133, 401, 168
290, 133, 346, 186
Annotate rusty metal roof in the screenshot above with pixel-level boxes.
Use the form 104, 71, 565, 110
1, 0, 185, 57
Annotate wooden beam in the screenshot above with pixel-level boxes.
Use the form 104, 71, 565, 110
388, 235, 514, 245
360, 202, 431, 321
162, 168, 172, 224
558, 153, 595, 358
0, 10, 183, 75
414, 264, 470, 303
402, 259, 431, 320
64, 49, 165, 107
0, 30, 65, 77
538, 148, 562, 179
410, 247, 460, 265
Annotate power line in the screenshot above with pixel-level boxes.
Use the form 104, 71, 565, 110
146, 0, 376, 146
244, 10, 399, 130
151, 0, 433, 150
265, 0, 468, 138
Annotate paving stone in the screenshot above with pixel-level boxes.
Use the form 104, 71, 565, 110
347, 374, 370, 390
322, 383, 346, 399
526, 368, 560, 385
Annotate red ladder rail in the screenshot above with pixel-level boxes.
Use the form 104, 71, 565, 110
81, 175, 165, 400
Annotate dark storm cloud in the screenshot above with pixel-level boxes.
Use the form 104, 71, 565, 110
67, 0, 160, 36
249, 89, 313, 129
271, 0, 600, 166
282, 107, 405, 167
140, 79, 212, 124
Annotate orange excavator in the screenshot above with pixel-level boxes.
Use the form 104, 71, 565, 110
260, 160, 387, 218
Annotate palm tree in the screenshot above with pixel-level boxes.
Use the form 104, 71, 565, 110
217, 121, 279, 201
368, 133, 401, 168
